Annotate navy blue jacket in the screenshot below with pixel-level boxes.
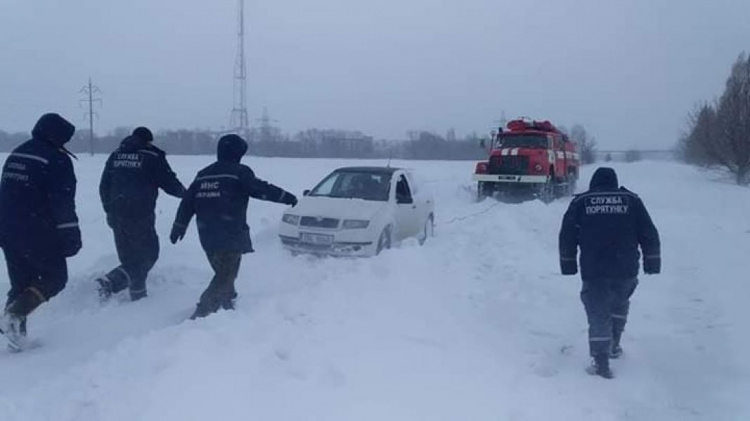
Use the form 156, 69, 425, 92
100, 135, 185, 222
0, 113, 81, 258
172, 135, 296, 254
559, 167, 661, 281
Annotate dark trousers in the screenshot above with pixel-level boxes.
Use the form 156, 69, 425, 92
193, 252, 242, 318
103, 219, 159, 300
3, 248, 67, 311
580, 277, 638, 357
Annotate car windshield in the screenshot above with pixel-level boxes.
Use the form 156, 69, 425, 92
495, 135, 548, 149
309, 171, 392, 201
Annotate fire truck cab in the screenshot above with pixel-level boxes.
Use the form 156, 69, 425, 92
473, 119, 579, 202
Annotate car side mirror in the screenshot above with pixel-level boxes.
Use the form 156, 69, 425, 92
303, 189, 310, 196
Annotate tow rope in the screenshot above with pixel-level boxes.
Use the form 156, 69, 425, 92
437, 200, 503, 227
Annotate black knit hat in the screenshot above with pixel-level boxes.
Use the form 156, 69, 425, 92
217, 134, 248, 162
132, 126, 154, 143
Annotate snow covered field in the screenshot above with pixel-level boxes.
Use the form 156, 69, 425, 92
0, 156, 748, 420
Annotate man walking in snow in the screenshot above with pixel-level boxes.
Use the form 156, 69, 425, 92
559, 167, 661, 378
97, 127, 185, 301
169, 134, 297, 319
0, 113, 82, 350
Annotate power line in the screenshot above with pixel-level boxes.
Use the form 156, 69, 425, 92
79, 77, 102, 156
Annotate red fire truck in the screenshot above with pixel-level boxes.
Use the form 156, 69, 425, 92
473, 119, 579, 202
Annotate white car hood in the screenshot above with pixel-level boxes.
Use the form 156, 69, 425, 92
287, 196, 388, 221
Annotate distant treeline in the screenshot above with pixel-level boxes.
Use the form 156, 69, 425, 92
1, 120, 613, 162
0, 126, 488, 161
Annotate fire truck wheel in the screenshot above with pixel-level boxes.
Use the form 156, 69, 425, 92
554, 176, 574, 198
477, 182, 493, 201
566, 176, 577, 196
539, 180, 555, 204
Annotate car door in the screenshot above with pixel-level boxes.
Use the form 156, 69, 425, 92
405, 171, 432, 225
393, 172, 420, 239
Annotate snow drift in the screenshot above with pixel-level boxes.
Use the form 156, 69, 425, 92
0, 157, 747, 420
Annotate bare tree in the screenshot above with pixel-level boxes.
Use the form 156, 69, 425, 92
679, 103, 718, 166
569, 124, 597, 165
682, 53, 750, 184
715, 53, 750, 184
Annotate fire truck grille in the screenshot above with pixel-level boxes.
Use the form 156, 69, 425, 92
489, 156, 529, 175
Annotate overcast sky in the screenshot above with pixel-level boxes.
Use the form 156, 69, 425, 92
1, 0, 749, 149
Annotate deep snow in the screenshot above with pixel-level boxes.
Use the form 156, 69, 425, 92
0, 156, 748, 420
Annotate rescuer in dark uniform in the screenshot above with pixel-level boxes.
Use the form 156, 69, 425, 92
559, 167, 661, 378
170, 134, 297, 319
98, 127, 185, 301
0, 113, 82, 350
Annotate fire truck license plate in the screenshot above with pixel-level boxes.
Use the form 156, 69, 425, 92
300, 233, 334, 245
497, 175, 520, 181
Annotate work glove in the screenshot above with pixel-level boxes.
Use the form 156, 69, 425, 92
170, 224, 186, 244
644, 255, 661, 274
560, 258, 578, 276
283, 193, 298, 207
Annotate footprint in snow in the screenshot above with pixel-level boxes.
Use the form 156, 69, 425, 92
533, 365, 559, 378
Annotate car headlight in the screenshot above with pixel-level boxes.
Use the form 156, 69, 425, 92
534, 164, 543, 172
342, 219, 370, 229
282, 214, 300, 225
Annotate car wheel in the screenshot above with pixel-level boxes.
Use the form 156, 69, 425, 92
418, 214, 434, 246
376, 226, 392, 255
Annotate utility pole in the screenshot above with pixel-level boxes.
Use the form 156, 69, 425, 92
79, 77, 102, 156
230, 0, 249, 139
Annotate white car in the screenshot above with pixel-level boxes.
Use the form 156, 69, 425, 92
279, 166, 434, 256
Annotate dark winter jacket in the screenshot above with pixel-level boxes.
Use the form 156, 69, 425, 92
559, 167, 661, 281
171, 135, 297, 254
0, 113, 81, 258
100, 134, 185, 223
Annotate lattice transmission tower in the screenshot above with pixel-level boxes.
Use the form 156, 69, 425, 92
79, 77, 102, 156
229, 0, 249, 138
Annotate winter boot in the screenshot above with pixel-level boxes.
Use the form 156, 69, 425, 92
220, 290, 238, 311
611, 332, 623, 359
610, 344, 623, 359
189, 301, 220, 320
96, 276, 114, 301
0, 312, 26, 351
129, 288, 148, 302
0, 289, 41, 351
7, 288, 45, 317
220, 298, 235, 311
586, 355, 614, 379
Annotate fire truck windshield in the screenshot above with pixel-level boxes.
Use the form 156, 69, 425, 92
495, 135, 548, 149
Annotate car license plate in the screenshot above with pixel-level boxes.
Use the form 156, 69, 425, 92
300, 233, 334, 245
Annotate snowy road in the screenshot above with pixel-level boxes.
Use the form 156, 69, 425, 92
0, 157, 748, 420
